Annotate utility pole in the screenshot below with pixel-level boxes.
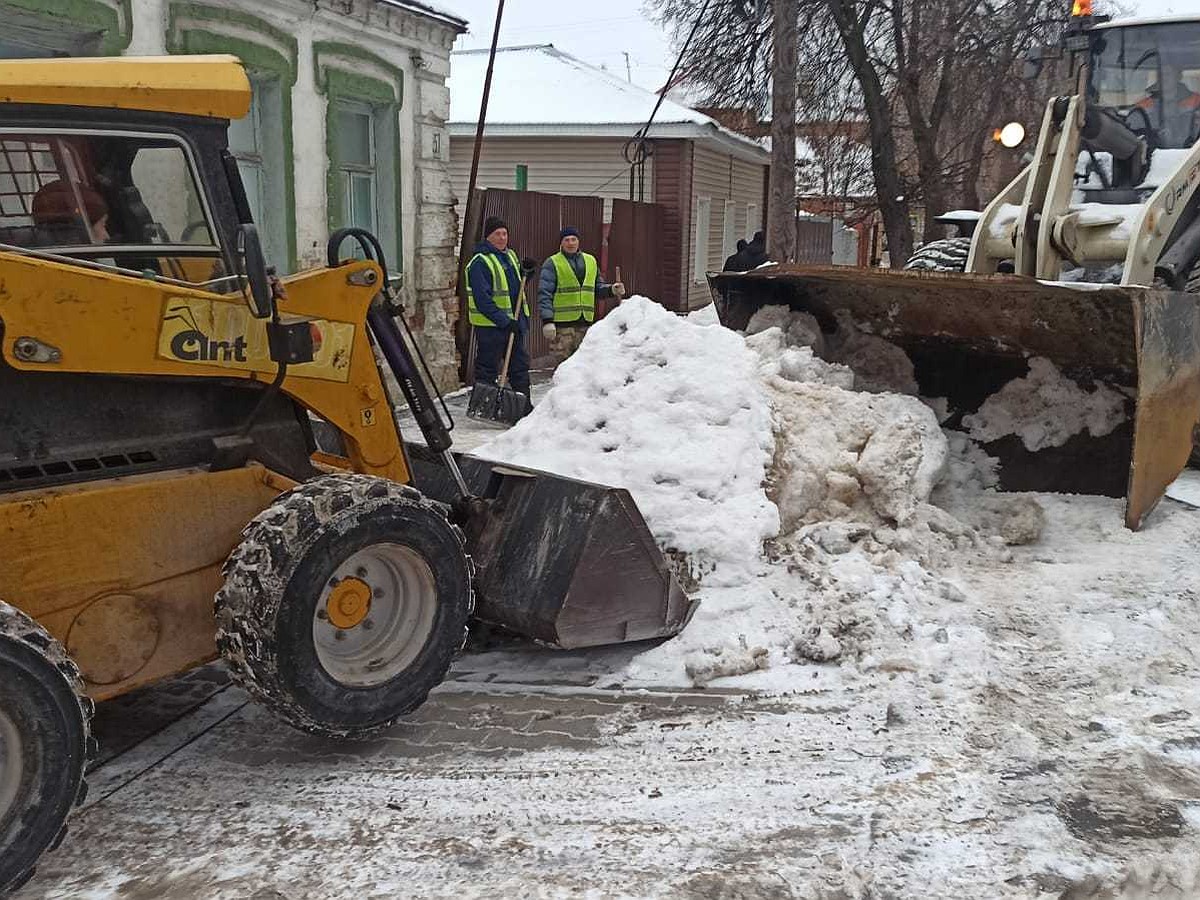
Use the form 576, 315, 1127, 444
767, 0, 797, 262
623, 51, 632, 83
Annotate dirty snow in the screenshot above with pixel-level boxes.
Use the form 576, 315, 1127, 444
1077, 148, 1186, 192
990, 202, 1023, 239
1141, 148, 1193, 188
477, 299, 786, 684
962, 356, 1129, 451
22, 299, 1200, 900
1166, 469, 1200, 508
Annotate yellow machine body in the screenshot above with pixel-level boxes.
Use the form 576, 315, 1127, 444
0, 254, 411, 699
0, 55, 251, 119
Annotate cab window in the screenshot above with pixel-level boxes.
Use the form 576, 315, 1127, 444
0, 130, 228, 285
1090, 22, 1200, 149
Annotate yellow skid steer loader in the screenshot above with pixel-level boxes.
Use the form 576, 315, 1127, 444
712, 11, 1200, 530
0, 56, 694, 894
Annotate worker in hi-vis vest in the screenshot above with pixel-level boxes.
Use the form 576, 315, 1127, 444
465, 216, 535, 396
537, 226, 626, 340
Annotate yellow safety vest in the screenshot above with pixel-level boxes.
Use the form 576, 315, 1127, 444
549, 251, 597, 323
466, 248, 530, 327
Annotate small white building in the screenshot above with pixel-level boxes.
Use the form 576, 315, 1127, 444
447, 44, 770, 311
2, 0, 467, 387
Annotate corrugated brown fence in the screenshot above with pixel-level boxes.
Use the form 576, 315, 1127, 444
609, 198, 665, 309
796, 217, 834, 264
457, 188, 604, 379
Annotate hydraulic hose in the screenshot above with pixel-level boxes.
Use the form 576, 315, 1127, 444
327, 228, 471, 499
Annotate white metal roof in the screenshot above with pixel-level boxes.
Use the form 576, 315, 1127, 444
447, 44, 769, 163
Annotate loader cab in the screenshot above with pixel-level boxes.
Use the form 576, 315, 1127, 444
0, 57, 313, 497
0, 56, 261, 294
1088, 17, 1200, 150
0, 127, 235, 288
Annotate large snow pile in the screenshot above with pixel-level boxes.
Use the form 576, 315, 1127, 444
477, 297, 778, 581
478, 299, 796, 685
477, 298, 1037, 687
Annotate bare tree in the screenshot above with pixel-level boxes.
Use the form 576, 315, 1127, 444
768, 0, 799, 260
649, 0, 1069, 264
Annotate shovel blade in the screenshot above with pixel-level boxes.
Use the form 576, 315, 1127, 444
466, 381, 531, 425
407, 446, 697, 648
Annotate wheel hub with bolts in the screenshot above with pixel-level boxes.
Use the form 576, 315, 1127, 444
325, 577, 372, 630
216, 474, 473, 738
311, 542, 439, 688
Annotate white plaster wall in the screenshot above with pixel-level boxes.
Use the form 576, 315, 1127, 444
127, 0, 167, 54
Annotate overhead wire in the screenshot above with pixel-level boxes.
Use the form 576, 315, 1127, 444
606, 0, 715, 200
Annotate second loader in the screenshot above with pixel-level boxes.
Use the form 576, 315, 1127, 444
712, 8, 1200, 530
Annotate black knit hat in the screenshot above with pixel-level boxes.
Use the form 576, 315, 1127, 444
483, 216, 507, 240
560, 226, 580, 240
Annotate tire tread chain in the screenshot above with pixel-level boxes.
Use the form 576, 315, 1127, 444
215, 474, 474, 739
0, 600, 95, 895
903, 237, 972, 271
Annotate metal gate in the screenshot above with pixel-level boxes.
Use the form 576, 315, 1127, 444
608, 198, 665, 312
796, 217, 835, 264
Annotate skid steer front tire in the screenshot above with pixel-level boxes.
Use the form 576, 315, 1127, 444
0, 602, 93, 896
903, 236, 972, 272
216, 475, 473, 739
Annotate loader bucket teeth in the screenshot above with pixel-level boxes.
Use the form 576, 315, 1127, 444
407, 446, 697, 648
710, 265, 1200, 531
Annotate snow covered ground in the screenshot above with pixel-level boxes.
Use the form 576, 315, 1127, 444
18, 299, 1200, 899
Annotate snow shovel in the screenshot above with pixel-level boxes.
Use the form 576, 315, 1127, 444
467, 330, 532, 424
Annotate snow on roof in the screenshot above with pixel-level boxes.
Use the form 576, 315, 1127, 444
378, 0, 467, 28
448, 44, 767, 162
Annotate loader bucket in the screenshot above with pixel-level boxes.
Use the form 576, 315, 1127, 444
406, 445, 698, 648
710, 265, 1200, 530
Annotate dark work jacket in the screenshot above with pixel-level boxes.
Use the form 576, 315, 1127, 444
467, 239, 528, 329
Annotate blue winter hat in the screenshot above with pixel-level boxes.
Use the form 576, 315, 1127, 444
560, 226, 580, 240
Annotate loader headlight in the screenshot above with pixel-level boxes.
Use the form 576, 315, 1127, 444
997, 122, 1026, 148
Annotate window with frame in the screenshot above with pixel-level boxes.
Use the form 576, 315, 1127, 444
0, 130, 227, 285
334, 101, 379, 236
324, 76, 400, 270
228, 75, 288, 272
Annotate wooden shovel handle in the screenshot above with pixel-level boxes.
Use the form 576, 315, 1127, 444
498, 331, 516, 388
